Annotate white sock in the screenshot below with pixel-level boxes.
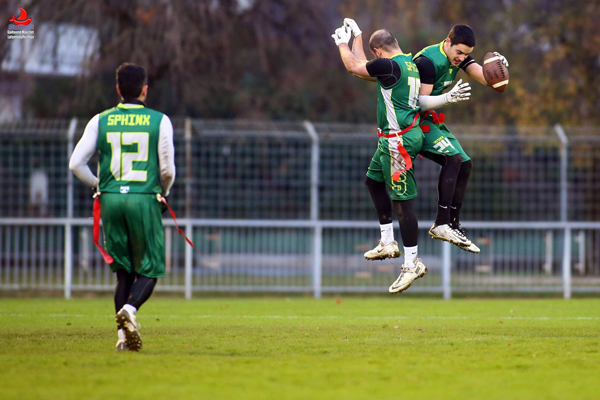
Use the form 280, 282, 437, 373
380, 223, 394, 245
123, 304, 137, 316
404, 245, 418, 268
118, 329, 125, 341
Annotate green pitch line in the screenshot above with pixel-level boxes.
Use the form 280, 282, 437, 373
1, 298, 599, 400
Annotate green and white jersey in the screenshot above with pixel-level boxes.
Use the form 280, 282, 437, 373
413, 41, 463, 96
97, 103, 163, 194
367, 53, 421, 135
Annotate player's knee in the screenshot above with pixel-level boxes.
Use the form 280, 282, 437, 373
364, 176, 381, 190
462, 159, 473, 174
448, 154, 463, 167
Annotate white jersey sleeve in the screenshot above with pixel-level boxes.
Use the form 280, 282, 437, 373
158, 114, 176, 196
69, 114, 100, 189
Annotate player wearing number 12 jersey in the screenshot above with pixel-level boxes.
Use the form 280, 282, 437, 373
69, 63, 175, 351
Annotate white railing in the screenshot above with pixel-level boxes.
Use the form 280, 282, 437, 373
1, 119, 599, 298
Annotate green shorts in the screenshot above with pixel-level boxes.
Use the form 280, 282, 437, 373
419, 116, 470, 162
100, 193, 165, 278
366, 126, 424, 201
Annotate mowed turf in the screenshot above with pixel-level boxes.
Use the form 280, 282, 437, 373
1, 297, 599, 400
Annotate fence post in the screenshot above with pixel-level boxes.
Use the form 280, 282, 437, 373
185, 222, 193, 299
554, 124, 570, 299
185, 118, 192, 218
303, 121, 321, 298
64, 117, 77, 299
442, 241, 451, 299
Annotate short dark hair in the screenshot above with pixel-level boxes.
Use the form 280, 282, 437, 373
116, 63, 147, 98
369, 29, 398, 52
448, 25, 476, 47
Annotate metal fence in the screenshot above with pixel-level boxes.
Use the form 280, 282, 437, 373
0, 119, 599, 298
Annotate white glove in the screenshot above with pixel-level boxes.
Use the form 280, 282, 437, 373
493, 51, 509, 68
445, 79, 471, 103
332, 26, 351, 46
343, 18, 362, 37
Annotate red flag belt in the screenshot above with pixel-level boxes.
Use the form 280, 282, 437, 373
376, 111, 446, 181
156, 194, 195, 248
92, 193, 194, 264
93, 195, 114, 264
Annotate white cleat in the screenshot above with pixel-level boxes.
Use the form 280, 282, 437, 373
459, 242, 481, 253
388, 258, 428, 294
364, 241, 402, 261
115, 339, 128, 351
429, 223, 471, 247
116, 308, 142, 351
453, 222, 480, 253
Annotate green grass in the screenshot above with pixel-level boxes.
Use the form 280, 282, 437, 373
1, 297, 599, 400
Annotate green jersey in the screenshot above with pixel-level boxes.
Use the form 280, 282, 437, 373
97, 103, 164, 194
413, 41, 463, 96
374, 53, 421, 134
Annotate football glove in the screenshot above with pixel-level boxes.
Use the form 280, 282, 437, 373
332, 26, 351, 46
445, 79, 471, 103
343, 18, 362, 37
493, 51, 509, 68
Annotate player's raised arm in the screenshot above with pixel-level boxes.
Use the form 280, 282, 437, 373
343, 18, 377, 83
333, 26, 371, 78
464, 51, 509, 87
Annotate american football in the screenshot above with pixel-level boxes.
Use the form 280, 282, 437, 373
483, 52, 509, 92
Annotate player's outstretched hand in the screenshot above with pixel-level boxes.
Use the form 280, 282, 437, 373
493, 51, 509, 68
446, 79, 471, 103
332, 26, 351, 46
343, 18, 362, 37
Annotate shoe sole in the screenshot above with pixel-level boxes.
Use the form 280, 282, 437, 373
429, 231, 471, 247
458, 243, 481, 253
389, 268, 428, 294
116, 312, 142, 351
365, 251, 403, 261
115, 342, 128, 351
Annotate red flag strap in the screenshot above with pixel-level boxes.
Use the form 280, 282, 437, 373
157, 194, 194, 248
92, 194, 114, 264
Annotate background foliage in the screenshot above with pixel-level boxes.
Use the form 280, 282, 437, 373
3, 0, 599, 125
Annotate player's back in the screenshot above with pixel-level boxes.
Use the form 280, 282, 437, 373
97, 103, 164, 194
375, 53, 421, 134
414, 42, 460, 96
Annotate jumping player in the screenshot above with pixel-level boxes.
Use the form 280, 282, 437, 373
332, 25, 469, 293
414, 25, 509, 252
69, 63, 175, 351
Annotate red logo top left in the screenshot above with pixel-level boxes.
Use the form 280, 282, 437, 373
9, 6, 32, 26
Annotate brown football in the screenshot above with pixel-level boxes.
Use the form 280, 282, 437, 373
482, 52, 509, 93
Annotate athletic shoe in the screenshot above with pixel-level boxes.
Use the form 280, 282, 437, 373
364, 240, 402, 261
116, 308, 142, 351
429, 223, 471, 247
388, 258, 428, 294
452, 222, 481, 254
115, 340, 128, 351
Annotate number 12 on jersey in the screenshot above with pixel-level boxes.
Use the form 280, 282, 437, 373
106, 132, 149, 182
407, 77, 421, 109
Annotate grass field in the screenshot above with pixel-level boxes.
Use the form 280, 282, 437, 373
1, 297, 599, 400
